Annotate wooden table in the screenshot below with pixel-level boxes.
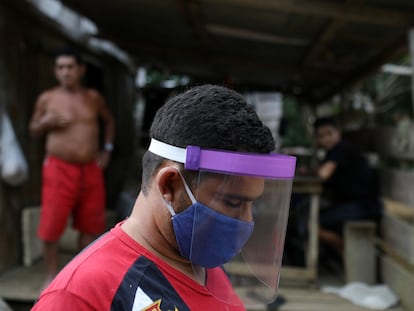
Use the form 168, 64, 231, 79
281, 176, 323, 284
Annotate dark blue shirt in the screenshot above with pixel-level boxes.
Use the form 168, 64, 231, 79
323, 140, 378, 203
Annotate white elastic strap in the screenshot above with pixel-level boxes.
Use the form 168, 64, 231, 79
179, 173, 197, 204
165, 200, 176, 216
148, 138, 186, 163
163, 169, 197, 217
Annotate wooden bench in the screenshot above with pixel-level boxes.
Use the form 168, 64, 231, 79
344, 221, 377, 284
378, 196, 414, 311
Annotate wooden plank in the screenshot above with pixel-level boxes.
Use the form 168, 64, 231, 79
238, 286, 406, 311
292, 177, 323, 194
344, 221, 376, 284
382, 213, 414, 265
377, 239, 414, 273
209, 0, 414, 26
380, 170, 414, 207
375, 126, 414, 160
306, 193, 319, 280
279, 266, 317, 288
410, 28, 414, 118
0, 257, 407, 310
381, 256, 414, 311
283, 177, 322, 284
0, 254, 74, 302
383, 198, 414, 222
21, 207, 43, 267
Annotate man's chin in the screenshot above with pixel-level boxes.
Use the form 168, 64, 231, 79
61, 81, 76, 88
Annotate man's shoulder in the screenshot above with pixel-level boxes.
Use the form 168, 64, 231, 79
37, 87, 59, 102
84, 88, 104, 101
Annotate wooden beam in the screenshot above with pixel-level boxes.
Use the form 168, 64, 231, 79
209, 0, 414, 26
381, 256, 414, 311
102, 33, 350, 77
382, 64, 412, 76
409, 28, 414, 116
174, 0, 208, 42
303, 0, 362, 67
205, 24, 308, 46
303, 20, 345, 66
344, 222, 377, 284
312, 35, 407, 101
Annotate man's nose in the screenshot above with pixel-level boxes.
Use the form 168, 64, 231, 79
241, 206, 253, 222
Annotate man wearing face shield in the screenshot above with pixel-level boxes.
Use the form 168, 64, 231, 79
32, 85, 296, 310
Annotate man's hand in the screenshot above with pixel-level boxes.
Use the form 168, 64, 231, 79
42, 112, 72, 129
96, 151, 111, 169
317, 161, 337, 180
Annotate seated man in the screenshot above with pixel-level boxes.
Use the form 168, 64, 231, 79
314, 116, 382, 260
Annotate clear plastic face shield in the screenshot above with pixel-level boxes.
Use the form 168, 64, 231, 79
149, 139, 296, 307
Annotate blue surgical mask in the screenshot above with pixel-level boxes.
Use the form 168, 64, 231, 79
165, 174, 254, 268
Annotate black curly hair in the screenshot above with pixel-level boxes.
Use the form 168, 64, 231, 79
54, 46, 84, 65
313, 116, 338, 131
141, 84, 275, 194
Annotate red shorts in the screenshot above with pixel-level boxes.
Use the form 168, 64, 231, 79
38, 156, 106, 242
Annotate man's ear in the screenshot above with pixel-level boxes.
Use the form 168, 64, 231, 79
155, 166, 182, 203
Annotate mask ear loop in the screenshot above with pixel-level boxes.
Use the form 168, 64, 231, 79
163, 168, 197, 217
175, 169, 197, 204
165, 200, 176, 216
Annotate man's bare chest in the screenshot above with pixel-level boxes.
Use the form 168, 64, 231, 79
47, 93, 98, 121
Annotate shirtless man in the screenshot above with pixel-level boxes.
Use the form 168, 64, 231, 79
29, 47, 115, 286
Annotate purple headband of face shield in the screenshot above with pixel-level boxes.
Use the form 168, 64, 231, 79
148, 139, 296, 179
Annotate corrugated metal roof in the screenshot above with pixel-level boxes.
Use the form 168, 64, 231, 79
58, 0, 414, 102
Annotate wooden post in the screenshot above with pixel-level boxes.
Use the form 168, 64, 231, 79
306, 193, 320, 280
344, 221, 376, 284
21, 207, 43, 267
409, 28, 414, 116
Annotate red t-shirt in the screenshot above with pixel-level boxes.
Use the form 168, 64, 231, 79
32, 224, 246, 311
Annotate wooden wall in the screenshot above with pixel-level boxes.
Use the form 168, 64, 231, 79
0, 1, 136, 273
373, 125, 414, 311
343, 125, 414, 206
342, 121, 414, 310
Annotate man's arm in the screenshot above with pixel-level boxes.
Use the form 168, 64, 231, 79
29, 92, 49, 137
96, 91, 115, 150
29, 91, 71, 137
93, 90, 115, 168
317, 161, 337, 181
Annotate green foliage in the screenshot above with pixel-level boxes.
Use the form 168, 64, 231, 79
355, 53, 412, 124
145, 69, 189, 87
281, 96, 312, 147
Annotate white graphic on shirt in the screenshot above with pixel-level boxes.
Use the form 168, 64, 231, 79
132, 287, 153, 310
